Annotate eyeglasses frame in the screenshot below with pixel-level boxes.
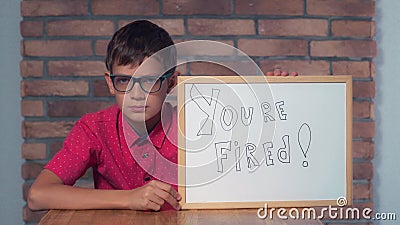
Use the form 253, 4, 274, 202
109, 71, 174, 93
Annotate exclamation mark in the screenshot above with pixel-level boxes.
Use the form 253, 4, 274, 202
298, 123, 311, 167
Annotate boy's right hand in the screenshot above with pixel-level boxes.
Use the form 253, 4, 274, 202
127, 180, 181, 211
266, 68, 298, 76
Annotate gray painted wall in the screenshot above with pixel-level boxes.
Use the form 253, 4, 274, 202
0, 0, 23, 225
374, 0, 400, 224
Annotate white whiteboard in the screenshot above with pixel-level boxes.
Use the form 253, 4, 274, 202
177, 76, 352, 209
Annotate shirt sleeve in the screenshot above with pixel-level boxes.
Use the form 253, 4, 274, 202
44, 118, 101, 186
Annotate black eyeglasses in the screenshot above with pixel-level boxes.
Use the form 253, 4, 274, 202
109, 72, 173, 93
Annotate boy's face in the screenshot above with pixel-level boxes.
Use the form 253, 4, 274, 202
105, 57, 177, 132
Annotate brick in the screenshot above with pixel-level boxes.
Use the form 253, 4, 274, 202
353, 121, 375, 139
119, 19, 184, 36
353, 183, 372, 200
23, 206, 47, 223
177, 39, 234, 56
21, 0, 87, 17
172, 39, 184, 45
370, 102, 375, 119
94, 80, 113, 97
370, 61, 376, 78
46, 20, 114, 36
353, 81, 375, 98
50, 142, 63, 158
259, 19, 328, 36
188, 19, 254, 36
48, 61, 106, 76
238, 39, 307, 56
353, 101, 372, 119
20, 60, 43, 77
353, 141, 374, 159
236, 0, 303, 15
189, 60, 260, 76
22, 40, 92, 57
22, 182, 31, 202
21, 80, 89, 97
332, 20, 375, 38
186, 52, 258, 73
260, 60, 329, 75
22, 121, 75, 138
371, 22, 376, 38
332, 61, 372, 79
92, 0, 158, 15
189, 62, 237, 76
152, 19, 185, 36
48, 101, 114, 117
21, 100, 44, 117
21, 163, 44, 179
173, 39, 185, 44
22, 143, 46, 160
95, 40, 109, 56
20, 21, 43, 37
353, 162, 373, 180
170, 63, 187, 76
307, 0, 375, 17
310, 40, 376, 58
163, 0, 231, 15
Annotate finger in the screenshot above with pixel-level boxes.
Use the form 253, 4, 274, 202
150, 181, 180, 210
281, 71, 289, 76
150, 182, 181, 210
144, 199, 162, 211
266, 71, 274, 76
274, 68, 282, 76
140, 184, 165, 210
147, 192, 165, 207
154, 188, 181, 210
152, 181, 181, 200
164, 193, 180, 210
291, 71, 299, 76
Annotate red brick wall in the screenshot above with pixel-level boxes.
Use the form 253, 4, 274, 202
20, 0, 376, 224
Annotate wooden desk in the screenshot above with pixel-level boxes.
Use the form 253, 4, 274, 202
39, 209, 323, 225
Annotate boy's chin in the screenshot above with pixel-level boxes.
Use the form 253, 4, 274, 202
123, 111, 161, 127
123, 113, 147, 125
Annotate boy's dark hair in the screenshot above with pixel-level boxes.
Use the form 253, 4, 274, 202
105, 20, 176, 74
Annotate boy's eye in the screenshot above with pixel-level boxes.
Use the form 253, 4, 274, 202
141, 77, 158, 84
115, 77, 131, 84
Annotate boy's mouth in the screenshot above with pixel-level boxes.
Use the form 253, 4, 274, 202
127, 105, 147, 113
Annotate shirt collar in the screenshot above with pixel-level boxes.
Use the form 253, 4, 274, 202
122, 103, 173, 149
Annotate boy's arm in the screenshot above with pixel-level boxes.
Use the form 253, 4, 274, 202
28, 169, 181, 211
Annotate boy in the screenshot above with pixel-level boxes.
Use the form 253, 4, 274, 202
28, 20, 181, 211
28, 20, 296, 212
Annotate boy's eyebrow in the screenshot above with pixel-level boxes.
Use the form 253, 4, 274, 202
111, 70, 172, 77
110, 74, 161, 78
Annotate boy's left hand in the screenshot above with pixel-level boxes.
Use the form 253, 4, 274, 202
266, 68, 298, 76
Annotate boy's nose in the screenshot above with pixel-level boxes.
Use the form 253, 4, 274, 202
128, 82, 146, 100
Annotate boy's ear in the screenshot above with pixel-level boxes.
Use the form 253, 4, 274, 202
167, 71, 179, 94
104, 72, 116, 95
